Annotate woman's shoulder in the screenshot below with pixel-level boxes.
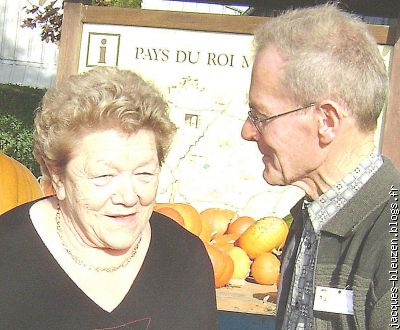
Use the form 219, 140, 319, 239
0, 201, 34, 227
149, 211, 206, 253
150, 211, 198, 239
0, 201, 41, 264
147, 211, 211, 280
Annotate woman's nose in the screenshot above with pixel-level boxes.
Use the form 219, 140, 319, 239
113, 175, 138, 206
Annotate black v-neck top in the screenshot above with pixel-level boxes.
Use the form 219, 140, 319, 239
0, 201, 218, 329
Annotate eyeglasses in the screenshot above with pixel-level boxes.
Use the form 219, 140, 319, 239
248, 103, 315, 132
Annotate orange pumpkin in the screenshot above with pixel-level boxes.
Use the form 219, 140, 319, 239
200, 207, 238, 238
210, 233, 241, 248
204, 242, 234, 288
237, 216, 289, 259
160, 203, 203, 236
215, 243, 235, 253
226, 216, 256, 236
156, 206, 185, 227
0, 152, 43, 215
198, 216, 213, 243
251, 252, 280, 285
154, 203, 171, 211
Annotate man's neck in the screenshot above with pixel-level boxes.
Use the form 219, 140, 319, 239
294, 131, 376, 200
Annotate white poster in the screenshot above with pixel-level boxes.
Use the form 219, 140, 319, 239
78, 23, 391, 218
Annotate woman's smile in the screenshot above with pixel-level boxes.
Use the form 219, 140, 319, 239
108, 213, 138, 224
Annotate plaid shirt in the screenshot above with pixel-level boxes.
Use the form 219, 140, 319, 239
282, 150, 383, 329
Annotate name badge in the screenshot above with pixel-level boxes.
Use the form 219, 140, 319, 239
314, 286, 354, 315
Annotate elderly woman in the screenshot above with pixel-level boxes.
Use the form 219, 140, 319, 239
0, 67, 218, 329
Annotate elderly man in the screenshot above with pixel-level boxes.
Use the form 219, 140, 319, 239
241, 3, 400, 329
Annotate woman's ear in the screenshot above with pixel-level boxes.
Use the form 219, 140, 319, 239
46, 164, 66, 200
316, 101, 343, 145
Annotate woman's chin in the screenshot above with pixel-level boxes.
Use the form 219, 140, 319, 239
102, 240, 137, 253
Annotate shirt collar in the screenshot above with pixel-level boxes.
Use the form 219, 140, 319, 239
305, 149, 383, 233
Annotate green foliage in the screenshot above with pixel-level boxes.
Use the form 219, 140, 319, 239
21, 1, 63, 43
0, 115, 41, 177
94, 0, 141, 7
0, 84, 45, 125
22, 0, 142, 43
0, 84, 45, 177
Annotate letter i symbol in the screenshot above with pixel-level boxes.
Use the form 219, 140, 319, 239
99, 39, 107, 64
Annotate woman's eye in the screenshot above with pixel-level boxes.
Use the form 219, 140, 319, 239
91, 175, 113, 186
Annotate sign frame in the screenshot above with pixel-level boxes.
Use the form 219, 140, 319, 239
57, 3, 400, 170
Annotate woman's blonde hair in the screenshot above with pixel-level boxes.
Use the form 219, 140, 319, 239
33, 66, 176, 181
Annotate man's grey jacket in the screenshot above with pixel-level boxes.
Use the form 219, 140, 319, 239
276, 158, 400, 329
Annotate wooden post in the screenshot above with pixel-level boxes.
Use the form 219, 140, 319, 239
56, 3, 85, 86
381, 17, 400, 170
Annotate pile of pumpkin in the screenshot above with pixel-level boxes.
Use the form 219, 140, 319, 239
154, 203, 290, 288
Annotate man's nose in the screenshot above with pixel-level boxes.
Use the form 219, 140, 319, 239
241, 118, 259, 142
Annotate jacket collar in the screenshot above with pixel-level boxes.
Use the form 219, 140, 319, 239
320, 158, 397, 237
290, 158, 399, 238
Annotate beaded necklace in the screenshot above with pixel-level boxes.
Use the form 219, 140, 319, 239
55, 205, 142, 272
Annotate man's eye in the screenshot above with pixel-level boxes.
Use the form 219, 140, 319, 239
138, 172, 154, 177
136, 172, 157, 182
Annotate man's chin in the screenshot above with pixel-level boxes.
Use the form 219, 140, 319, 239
262, 169, 286, 186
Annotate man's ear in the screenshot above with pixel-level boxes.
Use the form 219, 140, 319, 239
316, 101, 343, 144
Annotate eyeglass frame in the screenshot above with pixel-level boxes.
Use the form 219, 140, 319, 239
247, 103, 315, 132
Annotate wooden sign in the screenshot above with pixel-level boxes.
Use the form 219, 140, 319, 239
57, 4, 400, 218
